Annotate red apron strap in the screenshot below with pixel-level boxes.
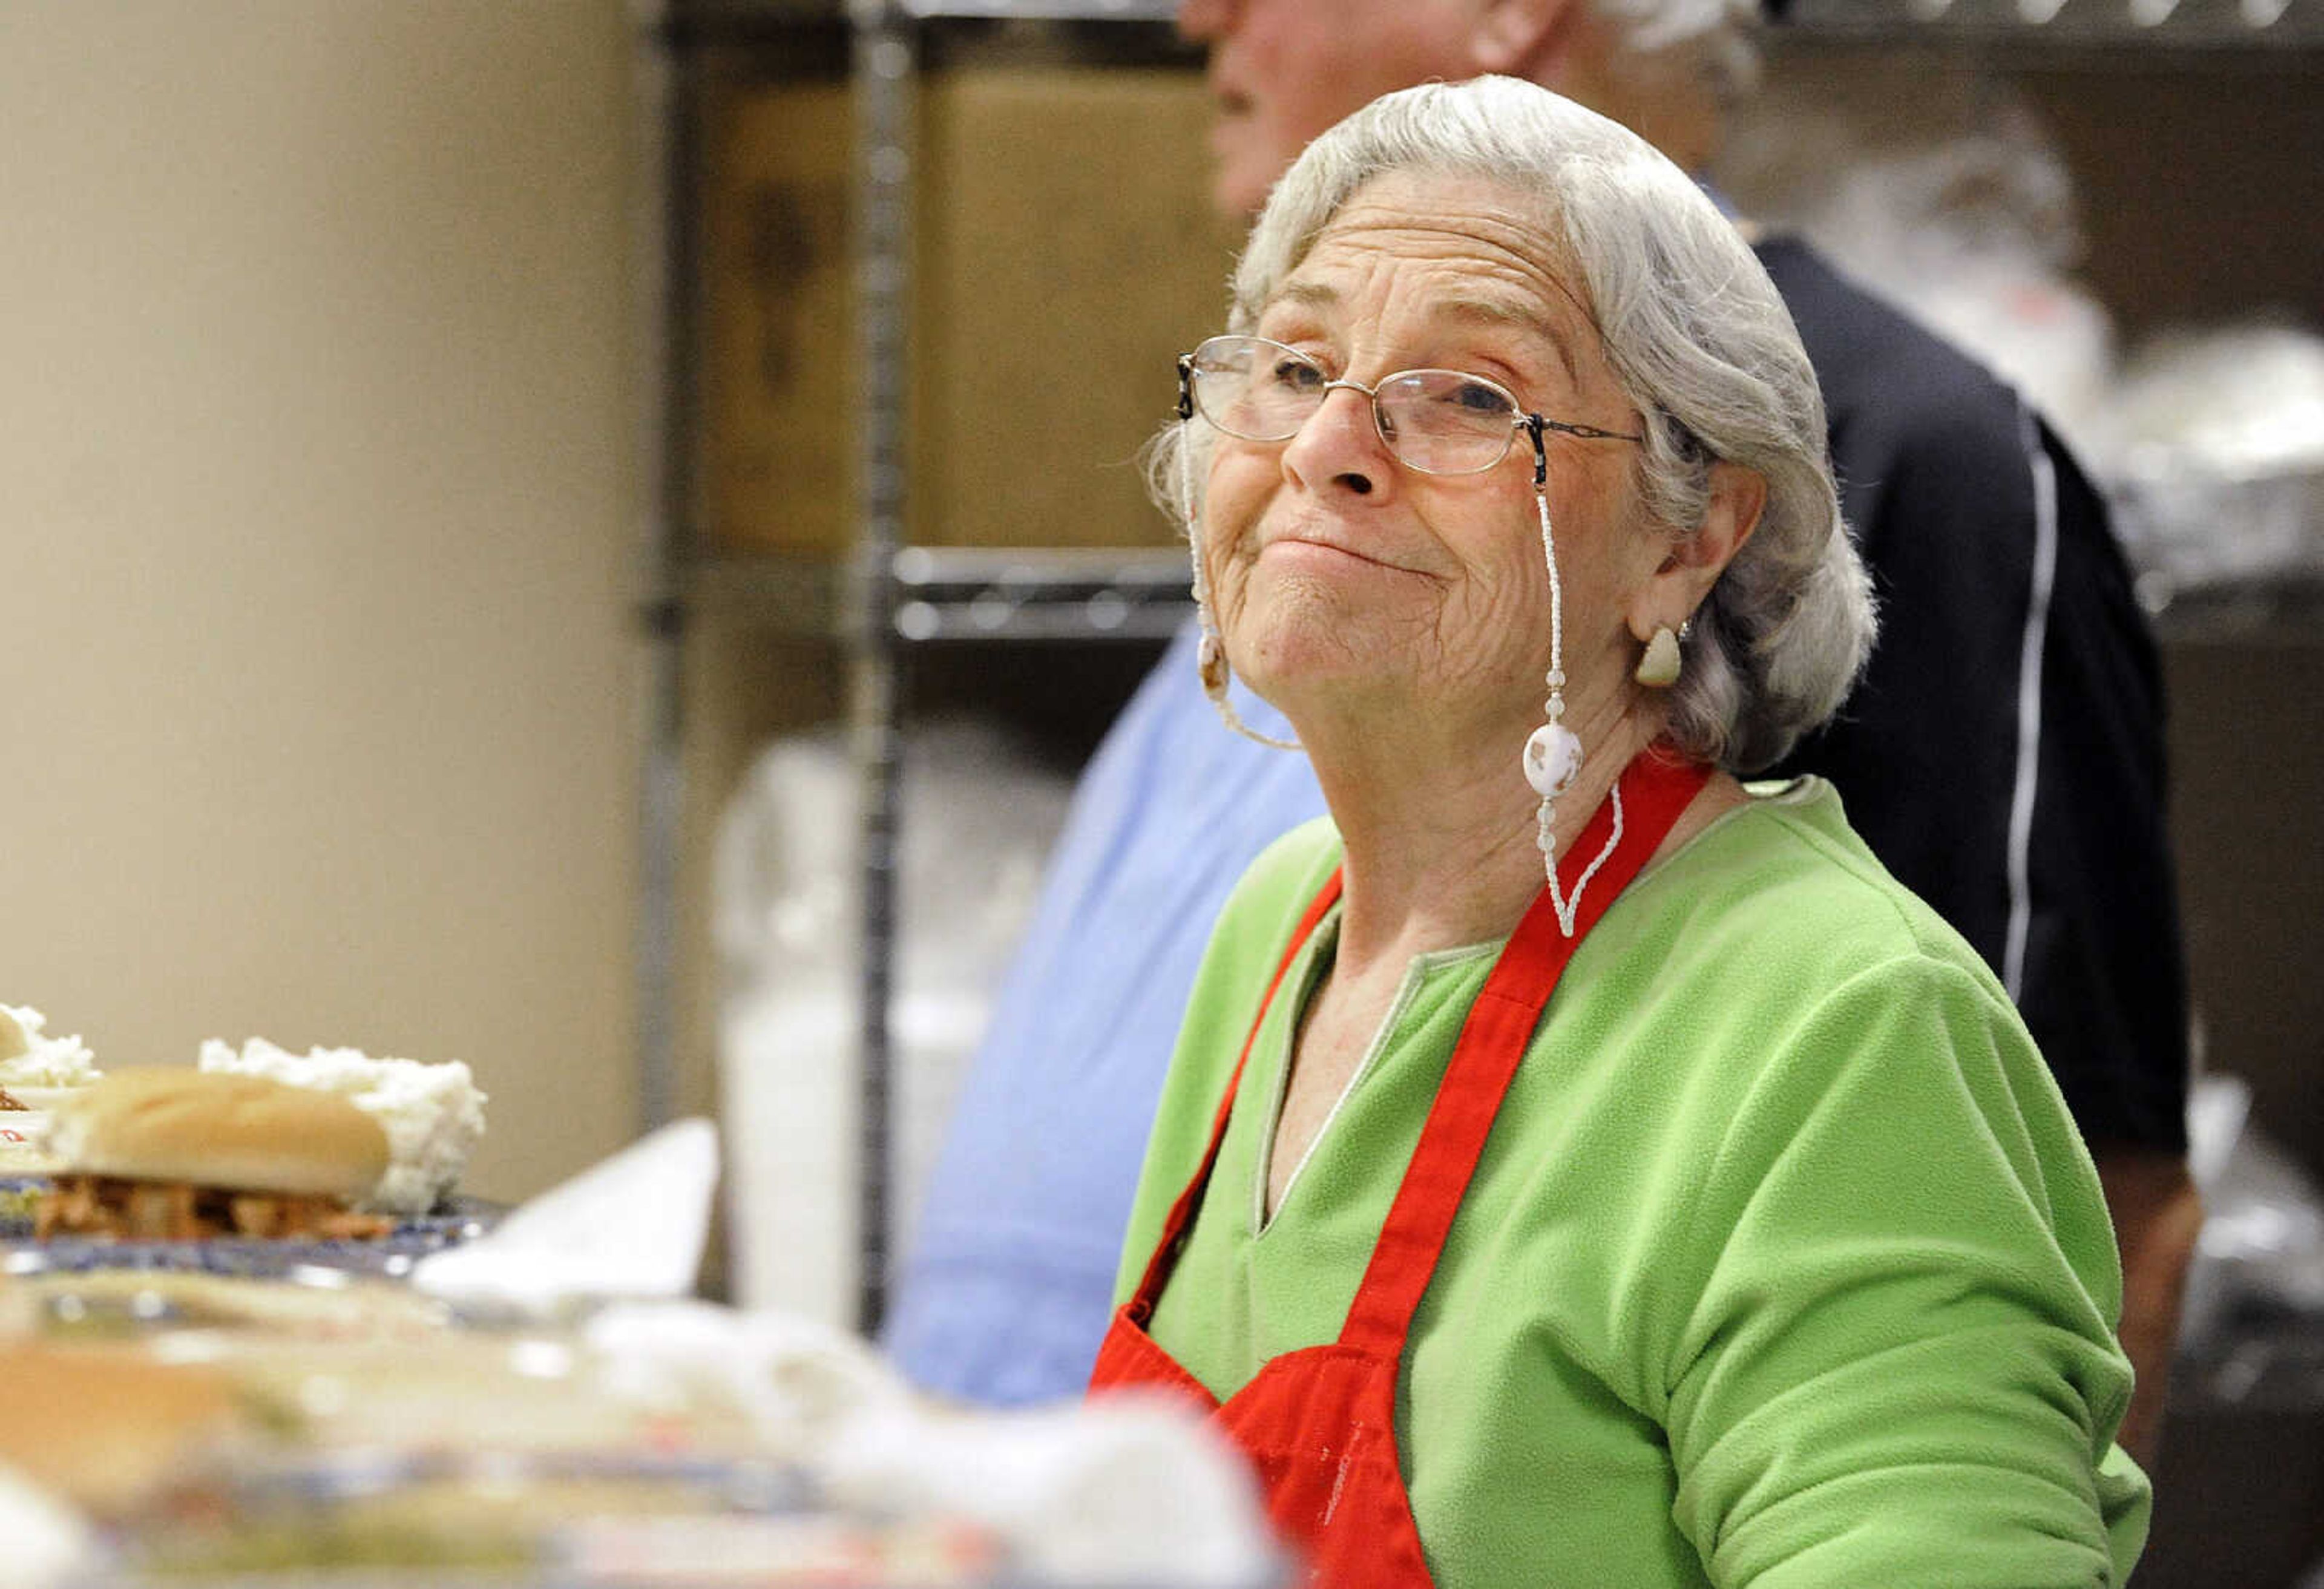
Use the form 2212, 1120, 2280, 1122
1339, 750, 1712, 1354
1124, 867, 1346, 1322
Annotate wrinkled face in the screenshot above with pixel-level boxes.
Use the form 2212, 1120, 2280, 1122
1177, 0, 1486, 217
1200, 171, 1661, 735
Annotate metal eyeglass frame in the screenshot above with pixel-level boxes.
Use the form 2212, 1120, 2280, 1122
1177, 334, 1644, 488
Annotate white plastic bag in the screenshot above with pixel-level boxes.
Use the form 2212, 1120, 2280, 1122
714, 719, 1073, 1325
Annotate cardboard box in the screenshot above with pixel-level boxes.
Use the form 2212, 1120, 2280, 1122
698, 65, 1242, 555
698, 76, 852, 555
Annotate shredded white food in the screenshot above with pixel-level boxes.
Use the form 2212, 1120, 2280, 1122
198, 1037, 488, 1216
0, 1004, 102, 1089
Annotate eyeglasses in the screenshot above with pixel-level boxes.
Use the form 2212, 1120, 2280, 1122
1177, 334, 1644, 483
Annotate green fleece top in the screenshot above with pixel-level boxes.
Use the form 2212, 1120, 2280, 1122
1117, 778, 2149, 1588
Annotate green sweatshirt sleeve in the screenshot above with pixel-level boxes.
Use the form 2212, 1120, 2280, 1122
1657, 954, 2150, 1587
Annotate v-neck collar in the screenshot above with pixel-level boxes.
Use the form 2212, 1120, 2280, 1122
1249, 904, 1501, 1238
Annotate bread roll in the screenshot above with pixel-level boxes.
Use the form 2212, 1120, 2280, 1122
47, 1067, 387, 1200
0, 1343, 240, 1516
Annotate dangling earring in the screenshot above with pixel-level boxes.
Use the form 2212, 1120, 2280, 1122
1522, 443, 1623, 937
1179, 409, 1298, 752
1633, 624, 1682, 688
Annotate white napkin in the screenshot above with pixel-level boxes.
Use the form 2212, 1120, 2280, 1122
0, 1463, 93, 1589
577, 1303, 1280, 1588
583, 1300, 914, 1464
410, 1118, 719, 1309
819, 1394, 1281, 1588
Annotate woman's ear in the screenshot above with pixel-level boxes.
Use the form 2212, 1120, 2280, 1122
1632, 462, 1765, 637
1695, 461, 1765, 580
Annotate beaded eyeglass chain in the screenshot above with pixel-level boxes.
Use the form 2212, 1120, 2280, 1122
1520, 431, 1622, 937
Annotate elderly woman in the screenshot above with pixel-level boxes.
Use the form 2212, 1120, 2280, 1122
1089, 77, 2147, 1588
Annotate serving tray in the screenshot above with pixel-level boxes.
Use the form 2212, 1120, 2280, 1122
0, 1177, 499, 1280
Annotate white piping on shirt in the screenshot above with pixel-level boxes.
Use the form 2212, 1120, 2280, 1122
2003, 399, 2060, 1004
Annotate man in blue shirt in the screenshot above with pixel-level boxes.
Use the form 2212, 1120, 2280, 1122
885, 0, 2197, 1460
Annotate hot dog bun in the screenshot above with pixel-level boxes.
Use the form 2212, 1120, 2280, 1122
45, 1067, 387, 1201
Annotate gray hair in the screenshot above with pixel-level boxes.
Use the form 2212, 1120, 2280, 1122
1152, 76, 1874, 772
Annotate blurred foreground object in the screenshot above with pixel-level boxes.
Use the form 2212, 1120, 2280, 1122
0, 1270, 1279, 1585
0, 1343, 246, 1519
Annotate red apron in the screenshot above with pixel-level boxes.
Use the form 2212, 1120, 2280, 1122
1088, 748, 1711, 1588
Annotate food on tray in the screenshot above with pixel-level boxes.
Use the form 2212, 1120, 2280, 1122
200, 1037, 487, 1216
0, 1003, 102, 1098
0, 1006, 101, 1175
0, 1122, 54, 1175
0, 1179, 41, 1227
72, 1328, 1004, 1583
0, 1343, 249, 1517
0, 1108, 53, 1176
120, 1485, 1002, 1582
35, 1068, 394, 1242
0, 1270, 456, 1343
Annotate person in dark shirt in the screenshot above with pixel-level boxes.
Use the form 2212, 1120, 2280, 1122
888, 0, 2198, 1463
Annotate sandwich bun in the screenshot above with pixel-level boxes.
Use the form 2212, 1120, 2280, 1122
47, 1067, 387, 1201
0, 1343, 241, 1517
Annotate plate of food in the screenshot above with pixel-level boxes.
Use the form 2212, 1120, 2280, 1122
1, 1059, 499, 1280
2, 1202, 501, 1280
0, 1001, 103, 1177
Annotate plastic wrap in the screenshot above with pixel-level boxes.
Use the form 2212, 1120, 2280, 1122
714, 719, 1075, 1326
1730, 96, 2324, 601
1, 1273, 1281, 1587
2100, 321, 2324, 597
1730, 101, 2120, 457
2176, 1075, 2324, 1411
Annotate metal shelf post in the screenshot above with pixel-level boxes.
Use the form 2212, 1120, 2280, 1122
634, 0, 693, 1141
848, 1, 918, 1338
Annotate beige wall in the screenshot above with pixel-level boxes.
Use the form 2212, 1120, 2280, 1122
0, 1, 644, 1204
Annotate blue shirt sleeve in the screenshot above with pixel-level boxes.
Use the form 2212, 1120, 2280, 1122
883, 620, 1328, 1404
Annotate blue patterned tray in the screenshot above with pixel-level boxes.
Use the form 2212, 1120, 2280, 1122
0, 1177, 499, 1280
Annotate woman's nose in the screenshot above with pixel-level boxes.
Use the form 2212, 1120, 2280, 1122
1280, 386, 1385, 497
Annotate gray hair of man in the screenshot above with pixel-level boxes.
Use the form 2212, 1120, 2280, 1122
1149, 75, 1875, 773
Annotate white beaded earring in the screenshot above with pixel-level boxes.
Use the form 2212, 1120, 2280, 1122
1181, 416, 1298, 752
1524, 474, 1623, 937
